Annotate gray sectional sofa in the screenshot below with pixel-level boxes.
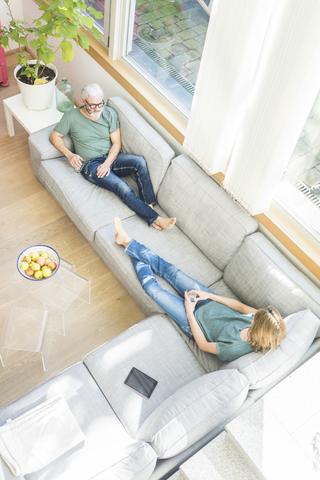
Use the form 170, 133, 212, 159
1, 97, 320, 480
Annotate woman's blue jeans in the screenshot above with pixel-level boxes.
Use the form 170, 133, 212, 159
125, 240, 214, 338
81, 153, 159, 226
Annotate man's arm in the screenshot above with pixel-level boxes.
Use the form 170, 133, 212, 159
96, 128, 121, 178
188, 290, 257, 314
184, 293, 218, 355
50, 130, 84, 169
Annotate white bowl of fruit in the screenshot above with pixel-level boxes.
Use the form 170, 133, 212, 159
17, 245, 60, 281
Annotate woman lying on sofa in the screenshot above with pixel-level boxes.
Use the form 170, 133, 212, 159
114, 218, 287, 362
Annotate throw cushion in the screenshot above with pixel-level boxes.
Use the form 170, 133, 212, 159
220, 309, 320, 389
137, 369, 249, 459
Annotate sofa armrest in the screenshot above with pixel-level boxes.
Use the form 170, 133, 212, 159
107, 96, 175, 194
28, 125, 74, 178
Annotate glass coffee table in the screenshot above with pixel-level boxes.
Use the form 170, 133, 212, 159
0, 259, 90, 371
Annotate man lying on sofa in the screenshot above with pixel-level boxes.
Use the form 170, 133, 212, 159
50, 83, 176, 231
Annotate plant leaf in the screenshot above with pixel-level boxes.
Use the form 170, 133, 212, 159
78, 32, 90, 50
60, 39, 75, 63
80, 15, 94, 30
91, 26, 102, 40
88, 7, 103, 19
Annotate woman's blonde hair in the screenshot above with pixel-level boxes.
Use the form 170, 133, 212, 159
249, 306, 286, 353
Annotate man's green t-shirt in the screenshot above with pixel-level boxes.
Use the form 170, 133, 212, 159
195, 301, 254, 362
54, 106, 120, 162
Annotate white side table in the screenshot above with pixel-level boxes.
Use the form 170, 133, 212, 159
3, 92, 64, 137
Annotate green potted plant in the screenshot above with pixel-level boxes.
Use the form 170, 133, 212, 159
0, 0, 102, 110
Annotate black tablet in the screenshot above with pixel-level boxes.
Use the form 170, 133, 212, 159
124, 367, 158, 398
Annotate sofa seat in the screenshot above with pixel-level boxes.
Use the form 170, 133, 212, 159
94, 215, 224, 315
83, 315, 207, 438
0, 364, 157, 480
39, 157, 137, 242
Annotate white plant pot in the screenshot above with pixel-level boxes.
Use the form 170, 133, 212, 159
14, 61, 58, 111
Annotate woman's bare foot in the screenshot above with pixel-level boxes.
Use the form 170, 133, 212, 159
114, 217, 132, 247
154, 216, 176, 230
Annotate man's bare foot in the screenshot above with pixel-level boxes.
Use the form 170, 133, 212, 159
114, 217, 132, 247
154, 216, 176, 230
152, 222, 162, 231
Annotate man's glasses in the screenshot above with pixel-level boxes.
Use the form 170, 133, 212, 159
85, 99, 105, 109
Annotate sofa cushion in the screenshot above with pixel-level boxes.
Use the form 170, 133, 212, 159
83, 315, 207, 438
224, 233, 320, 335
156, 155, 258, 270
220, 309, 320, 389
107, 97, 174, 194
94, 215, 223, 316
38, 158, 135, 242
137, 369, 249, 458
0, 363, 157, 480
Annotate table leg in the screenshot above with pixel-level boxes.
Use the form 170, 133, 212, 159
3, 102, 15, 137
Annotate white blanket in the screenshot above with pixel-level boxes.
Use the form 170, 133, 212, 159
0, 395, 85, 476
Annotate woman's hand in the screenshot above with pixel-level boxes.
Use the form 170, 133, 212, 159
184, 291, 196, 315
187, 290, 214, 302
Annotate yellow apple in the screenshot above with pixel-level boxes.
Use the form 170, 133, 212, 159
34, 270, 43, 280
40, 252, 49, 259
31, 252, 39, 261
42, 268, 52, 278
20, 261, 29, 271
23, 255, 31, 263
31, 263, 41, 271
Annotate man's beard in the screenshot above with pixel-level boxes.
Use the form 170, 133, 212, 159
84, 104, 103, 118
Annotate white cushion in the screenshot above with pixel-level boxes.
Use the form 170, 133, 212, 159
220, 309, 320, 389
137, 369, 249, 459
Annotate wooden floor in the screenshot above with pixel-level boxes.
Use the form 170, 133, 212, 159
0, 54, 145, 410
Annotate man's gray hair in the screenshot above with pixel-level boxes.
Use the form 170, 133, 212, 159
81, 84, 104, 100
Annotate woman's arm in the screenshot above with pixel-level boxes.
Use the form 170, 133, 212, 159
184, 293, 218, 355
189, 290, 257, 314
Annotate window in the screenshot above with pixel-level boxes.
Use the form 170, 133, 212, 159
124, 0, 211, 115
274, 88, 320, 246
84, 0, 111, 45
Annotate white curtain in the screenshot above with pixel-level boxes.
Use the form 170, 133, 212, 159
183, 0, 275, 174
223, 0, 320, 215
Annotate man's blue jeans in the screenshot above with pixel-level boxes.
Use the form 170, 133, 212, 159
125, 240, 214, 338
81, 153, 159, 226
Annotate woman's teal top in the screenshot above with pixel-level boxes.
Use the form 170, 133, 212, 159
195, 301, 254, 362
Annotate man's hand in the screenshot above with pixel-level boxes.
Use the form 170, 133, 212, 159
97, 162, 111, 178
67, 153, 84, 170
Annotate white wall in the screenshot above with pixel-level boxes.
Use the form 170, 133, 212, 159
1, 0, 24, 50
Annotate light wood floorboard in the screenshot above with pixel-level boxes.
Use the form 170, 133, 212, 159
0, 54, 146, 409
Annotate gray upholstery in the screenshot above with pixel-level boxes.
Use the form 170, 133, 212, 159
224, 233, 320, 326
39, 158, 135, 242
107, 97, 174, 194
84, 315, 206, 438
0, 363, 157, 480
137, 369, 249, 459
157, 155, 258, 270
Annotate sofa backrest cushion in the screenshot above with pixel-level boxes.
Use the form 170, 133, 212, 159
107, 97, 174, 194
137, 369, 249, 459
220, 309, 320, 389
224, 233, 320, 335
157, 155, 258, 270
